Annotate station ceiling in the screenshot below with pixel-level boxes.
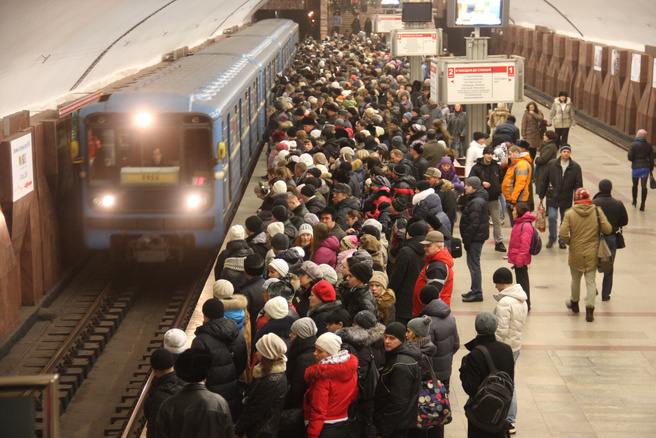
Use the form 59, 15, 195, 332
0, 0, 654, 117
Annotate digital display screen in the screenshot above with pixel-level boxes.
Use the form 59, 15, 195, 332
402, 3, 432, 22
380, 0, 400, 5
455, 0, 502, 26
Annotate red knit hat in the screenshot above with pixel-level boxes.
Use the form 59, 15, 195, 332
311, 280, 336, 303
574, 187, 590, 201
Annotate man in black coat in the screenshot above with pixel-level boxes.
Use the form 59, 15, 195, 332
493, 115, 520, 146
238, 254, 266, 336
410, 141, 429, 181
627, 129, 654, 210
191, 299, 247, 419
593, 179, 629, 301
469, 146, 505, 252
537, 144, 583, 248
300, 184, 326, 215
156, 349, 235, 438
144, 349, 184, 438
332, 183, 361, 229
460, 312, 515, 438
389, 220, 428, 324
460, 177, 490, 303
340, 260, 378, 319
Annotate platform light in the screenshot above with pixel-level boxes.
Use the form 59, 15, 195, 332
307, 11, 315, 18
94, 193, 116, 209
184, 192, 207, 210
135, 111, 153, 128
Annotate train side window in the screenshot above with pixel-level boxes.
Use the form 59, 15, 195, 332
184, 129, 212, 183
242, 93, 248, 134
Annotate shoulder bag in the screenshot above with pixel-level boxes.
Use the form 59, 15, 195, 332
595, 208, 613, 273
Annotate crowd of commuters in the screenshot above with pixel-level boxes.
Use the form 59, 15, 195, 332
143, 29, 651, 438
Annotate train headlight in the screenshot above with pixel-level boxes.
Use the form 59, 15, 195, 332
135, 111, 153, 128
94, 193, 116, 209
185, 192, 207, 210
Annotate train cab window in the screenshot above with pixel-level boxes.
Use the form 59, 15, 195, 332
183, 129, 212, 185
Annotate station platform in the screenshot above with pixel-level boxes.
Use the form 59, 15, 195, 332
179, 99, 656, 438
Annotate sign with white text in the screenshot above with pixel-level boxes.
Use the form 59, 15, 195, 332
374, 15, 403, 33
391, 30, 439, 56
444, 62, 517, 103
10, 133, 34, 201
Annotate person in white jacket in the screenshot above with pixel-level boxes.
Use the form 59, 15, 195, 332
492, 267, 528, 435
465, 132, 489, 177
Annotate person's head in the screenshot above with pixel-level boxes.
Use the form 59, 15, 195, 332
264, 296, 290, 320
598, 179, 613, 195
559, 144, 572, 160
245, 215, 264, 236
465, 176, 482, 195
268, 258, 289, 279
314, 332, 342, 361
636, 129, 648, 140
492, 267, 513, 292
482, 145, 495, 164
508, 145, 521, 160
325, 307, 352, 332
319, 208, 337, 229
309, 279, 336, 309
454, 103, 462, 112
406, 315, 431, 341
150, 348, 176, 377
383, 322, 406, 351
255, 333, 288, 364
558, 91, 568, 102
506, 115, 516, 124
420, 230, 444, 256
175, 349, 211, 383
424, 167, 441, 186
473, 131, 488, 145
299, 261, 322, 287
287, 192, 301, 211
526, 101, 538, 112
290, 317, 318, 342
543, 130, 558, 144
201, 298, 224, 323
152, 147, 163, 165
163, 328, 187, 354
212, 279, 234, 300
346, 209, 362, 227
475, 312, 498, 336
513, 202, 530, 220
345, 261, 373, 287
390, 149, 404, 164
300, 184, 316, 202
419, 284, 441, 305
298, 223, 314, 247
353, 310, 377, 329
369, 270, 388, 298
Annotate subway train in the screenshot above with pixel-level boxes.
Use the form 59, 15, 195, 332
78, 19, 299, 263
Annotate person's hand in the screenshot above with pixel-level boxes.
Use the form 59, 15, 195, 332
482, 181, 491, 189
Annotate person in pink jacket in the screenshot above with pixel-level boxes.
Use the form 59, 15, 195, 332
311, 223, 340, 268
507, 203, 537, 311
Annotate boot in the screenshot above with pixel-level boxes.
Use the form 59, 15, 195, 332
565, 300, 579, 313
462, 293, 483, 302
585, 306, 594, 322
640, 189, 647, 211
632, 185, 638, 207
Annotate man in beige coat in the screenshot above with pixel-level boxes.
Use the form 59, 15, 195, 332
559, 188, 612, 322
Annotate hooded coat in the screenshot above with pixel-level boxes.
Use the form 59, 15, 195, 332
521, 109, 544, 150
420, 299, 460, 383
286, 335, 317, 409
374, 342, 422, 437
507, 211, 537, 267
220, 294, 252, 367
411, 188, 443, 221
312, 235, 340, 267
549, 97, 575, 129
559, 204, 612, 272
389, 236, 425, 320
459, 188, 490, 246
339, 284, 378, 320
237, 275, 265, 336
413, 247, 454, 314
502, 153, 533, 205
191, 318, 247, 417
493, 284, 529, 353
215, 240, 254, 282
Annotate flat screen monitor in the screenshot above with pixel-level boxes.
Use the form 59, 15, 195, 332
447, 0, 509, 27
402, 3, 432, 23
380, 0, 400, 5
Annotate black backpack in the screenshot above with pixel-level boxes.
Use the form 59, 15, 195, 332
464, 345, 514, 433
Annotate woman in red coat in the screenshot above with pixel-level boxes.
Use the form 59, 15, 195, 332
507, 203, 537, 311
304, 332, 359, 438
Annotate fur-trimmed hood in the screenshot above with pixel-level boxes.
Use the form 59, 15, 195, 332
337, 323, 385, 349
220, 294, 248, 311
304, 351, 358, 382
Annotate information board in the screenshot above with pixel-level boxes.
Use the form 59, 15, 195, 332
445, 62, 516, 103
391, 30, 439, 57
631, 53, 641, 82
430, 61, 439, 102
10, 133, 34, 201
374, 15, 403, 34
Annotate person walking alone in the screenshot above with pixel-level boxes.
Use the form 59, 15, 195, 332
627, 129, 654, 211
549, 91, 575, 146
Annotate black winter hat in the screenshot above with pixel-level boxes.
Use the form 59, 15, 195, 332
150, 348, 176, 370
244, 253, 265, 276
175, 349, 212, 383
384, 321, 407, 342
492, 267, 513, 284
271, 233, 290, 251
407, 220, 428, 238
354, 310, 378, 329
272, 205, 289, 222
361, 225, 381, 241
202, 298, 224, 319
245, 215, 264, 234
419, 284, 442, 305
300, 184, 316, 197
416, 180, 431, 191
349, 261, 373, 284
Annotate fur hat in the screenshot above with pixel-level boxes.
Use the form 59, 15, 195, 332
175, 349, 211, 383
264, 296, 289, 319
354, 310, 377, 329
212, 279, 234, 299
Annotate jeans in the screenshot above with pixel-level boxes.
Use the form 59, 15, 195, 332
514, 266, 530, 310
601, 234, 617, 300
570, 267, 597, 308
548, 205, 568, 243
555, 127, 570, 145
507, 350, 520, 423
499, 195, 507, 221
488, 200, 503, 243
466, 242, 484, 294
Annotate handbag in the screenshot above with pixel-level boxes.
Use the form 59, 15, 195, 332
535, 201, 546, 233
595, 208, 613, 273
416, 356, 452, 429
615, 228, 626, 249
650, 171, 656, 189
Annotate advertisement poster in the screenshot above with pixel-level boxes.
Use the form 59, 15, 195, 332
455, 0, 502, 26
593, 46, 603, 72
611, 49, 619, 76
631, 53, 641, 82
10, 133, 34, 201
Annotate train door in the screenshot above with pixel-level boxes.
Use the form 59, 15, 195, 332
240, 93, 249, 175
250, 81, 257, 152
223, 116, 231, 212
229, 104, 241, 201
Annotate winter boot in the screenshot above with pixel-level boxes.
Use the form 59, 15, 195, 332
640, 189, 647, 211
632, 185, 638, 207
462, 293, 483, 303
585, 306, 594, 322
565, 300, 579, 314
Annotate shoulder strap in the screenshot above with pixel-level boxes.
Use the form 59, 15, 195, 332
474, 345, 498, 373
595, 207, 601, 236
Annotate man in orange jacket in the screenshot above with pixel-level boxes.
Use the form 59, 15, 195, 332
502, 143, 533, 224
413, 230, 454, 315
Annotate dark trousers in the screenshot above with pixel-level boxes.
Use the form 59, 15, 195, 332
408, 426, 444, 438
554, 127, 570, 146
319, 421, 352, 438
601, 234, 618, 300
514, 266, 531, 310
632, 176, 648, 208
466, 242, 484, 294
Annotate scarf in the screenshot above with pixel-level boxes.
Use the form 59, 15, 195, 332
252, 358, 287, 378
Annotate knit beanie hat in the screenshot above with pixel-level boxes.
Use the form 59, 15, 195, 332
319, 264, 338, 285
291, 317, 318, 339
244, 254, 265, 276
272, 180, 287, 194
267, 221, 285, 238
492, 267, 513, 284
574, 187, 590, 201
311, 279, 337, 302
163, 328, 187, 354
300, 261, 323, 280
256, 333, 288, 360
407, 315, 431, 338
202, 298, 224, 320
264, 296, 289, 319
150, 348, 176, 370
349, 261, 373, 283
465, 176, 482, 190
475, 312, 498, 335
370, 271, 388, 289
407, 220, 428, 238
272, 205, 289, 222
300, 185, 316, 197
315, 332, 342, 356
354, 310, 377, 329
271, 233, 290, 251
212, 279, 234, 299
419, 284, 441, 305
362, 218, 383, 234
304, 213, 320, 225
175, 349, 211, 383
225, 225, 245, 243
245, 215, 264, 234
299, 223, 314, 236
361, 224, 381, 241
384, 321, 407, 342
268, 259, 289, 277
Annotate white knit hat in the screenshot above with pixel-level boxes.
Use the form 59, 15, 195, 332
225, 225, 245, 243
291, 317, 318, 339
267, 221, 285, 238
163, 328, 187, 354
268, 259, 289, 277
264, 296, 289, 319
256, 333, 288, 360
212, 279, 234, 299
310, 129, 322, 139
362, 218, 383, 233
319, 264, 338, 285
299, 153, 314, 168
272, 180, 287, 194
299, 223, 313, 236
315, 332, 342, 356
262, 278, 280, 290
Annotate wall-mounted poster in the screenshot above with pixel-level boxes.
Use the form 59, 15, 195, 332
611, 49, 619, 76
593, 46, 603, 72
631, 53, 641, 82
10, 133, 34, 201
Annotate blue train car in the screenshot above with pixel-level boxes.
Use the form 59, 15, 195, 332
78, 19, 298, 262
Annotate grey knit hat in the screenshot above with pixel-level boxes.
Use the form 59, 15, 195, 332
291, 317, 318, 339
475, 312, 498, 335
407, 315, 431, 338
